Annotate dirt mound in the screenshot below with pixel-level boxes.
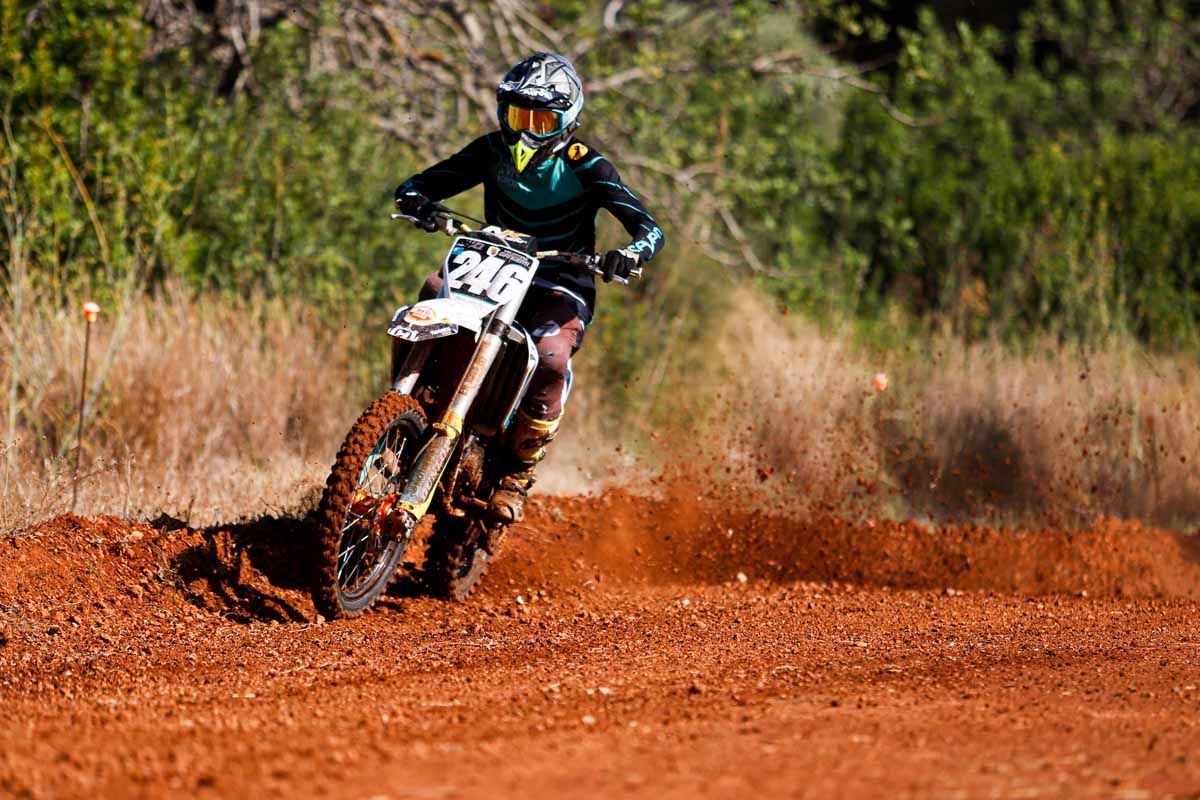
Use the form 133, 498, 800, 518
0, 513, 319, 630
2, 492, 1197, 635
508, 487, 1200, 598
3, 497, 1200, 798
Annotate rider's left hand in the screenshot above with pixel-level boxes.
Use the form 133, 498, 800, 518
600, 249, 639, 283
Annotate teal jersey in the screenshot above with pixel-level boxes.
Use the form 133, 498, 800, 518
400, 133, 665, 311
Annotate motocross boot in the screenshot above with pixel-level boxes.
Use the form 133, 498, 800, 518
489, 409, 561, 523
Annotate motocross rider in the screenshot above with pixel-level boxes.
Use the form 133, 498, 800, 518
394, 52, 665, 524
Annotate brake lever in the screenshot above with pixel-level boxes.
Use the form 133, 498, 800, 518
390, 211, 460, 235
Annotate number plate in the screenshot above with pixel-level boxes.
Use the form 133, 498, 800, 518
443, 237, 537, 306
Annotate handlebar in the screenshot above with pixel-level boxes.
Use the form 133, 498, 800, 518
526, 251, 644, 284
391, 205, 642, 285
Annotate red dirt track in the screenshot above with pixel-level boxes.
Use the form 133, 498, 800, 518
2, 489, 1199, 799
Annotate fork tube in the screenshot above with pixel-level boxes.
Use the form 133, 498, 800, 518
391, 341, 431, 395
441, 321, 506, 436
394, 319, 507, 520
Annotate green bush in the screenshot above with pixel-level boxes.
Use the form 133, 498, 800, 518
822, 2, 1200, 346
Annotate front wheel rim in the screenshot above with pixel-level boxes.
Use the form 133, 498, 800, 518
335, 420, 415, 602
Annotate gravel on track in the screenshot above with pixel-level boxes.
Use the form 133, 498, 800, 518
1, 489, 1198, 799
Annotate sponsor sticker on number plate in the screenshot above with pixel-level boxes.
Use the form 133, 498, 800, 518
406, 306, 437, 324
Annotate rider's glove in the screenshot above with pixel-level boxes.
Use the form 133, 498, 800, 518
599, 248, 639, 283
395, 189, 432, 219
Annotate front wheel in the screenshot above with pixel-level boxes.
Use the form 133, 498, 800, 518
314, 393, 428, 618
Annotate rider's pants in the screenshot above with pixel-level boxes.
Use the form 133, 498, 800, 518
416, 272, 586, 420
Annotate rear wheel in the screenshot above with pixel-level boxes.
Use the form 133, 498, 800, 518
314, 393, 428, 618
422, 514, 495, 601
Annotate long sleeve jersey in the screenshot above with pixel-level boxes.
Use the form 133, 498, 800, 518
399, 132, 664, 316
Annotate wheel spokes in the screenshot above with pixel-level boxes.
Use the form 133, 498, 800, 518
336, 425, 413, 595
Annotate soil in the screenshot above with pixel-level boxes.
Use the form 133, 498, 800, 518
2, 488, 1199, 799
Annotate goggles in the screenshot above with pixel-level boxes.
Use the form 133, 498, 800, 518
504, 104, 564, 137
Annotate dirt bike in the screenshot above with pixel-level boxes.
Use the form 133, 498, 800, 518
312, 204, 640, 618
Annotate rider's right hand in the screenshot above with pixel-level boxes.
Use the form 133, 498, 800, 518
395, 189, 432, 220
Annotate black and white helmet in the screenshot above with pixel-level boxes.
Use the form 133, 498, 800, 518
497, 53, 584, 173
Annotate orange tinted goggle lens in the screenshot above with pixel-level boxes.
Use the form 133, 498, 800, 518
506, 105, 561, 135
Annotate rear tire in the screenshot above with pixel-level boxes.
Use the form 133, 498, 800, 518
422, 514, 494, 601
314, 393, 428, 619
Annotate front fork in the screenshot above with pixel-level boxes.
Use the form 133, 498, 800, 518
391, 339, 432, 396
392, 321, 507, 522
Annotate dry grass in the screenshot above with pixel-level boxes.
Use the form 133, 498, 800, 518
1, 285, 363, 531
704, 291, 1200, 530
4, 285, 1198, 533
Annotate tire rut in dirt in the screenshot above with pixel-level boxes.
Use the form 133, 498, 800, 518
313, 392, 427, 619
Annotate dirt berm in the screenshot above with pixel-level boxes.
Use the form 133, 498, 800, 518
1, 489, 1198, 798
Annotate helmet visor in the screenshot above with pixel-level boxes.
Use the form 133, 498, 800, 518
505, 104, 563, 137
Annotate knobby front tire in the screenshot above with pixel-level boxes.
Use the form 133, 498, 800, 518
314, 392, 428, 619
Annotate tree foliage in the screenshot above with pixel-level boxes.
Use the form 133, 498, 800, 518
3, 0, 1200, 354
826, 1, 1200, 345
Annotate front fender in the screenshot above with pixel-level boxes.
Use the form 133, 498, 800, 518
387, 296, 495, 342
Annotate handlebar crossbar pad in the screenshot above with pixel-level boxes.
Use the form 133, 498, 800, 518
465, 227, 539, 254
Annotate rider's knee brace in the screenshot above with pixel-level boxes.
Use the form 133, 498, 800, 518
508, 408, 562, 466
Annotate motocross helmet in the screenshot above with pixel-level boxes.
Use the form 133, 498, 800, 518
497, 52, 584, 173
